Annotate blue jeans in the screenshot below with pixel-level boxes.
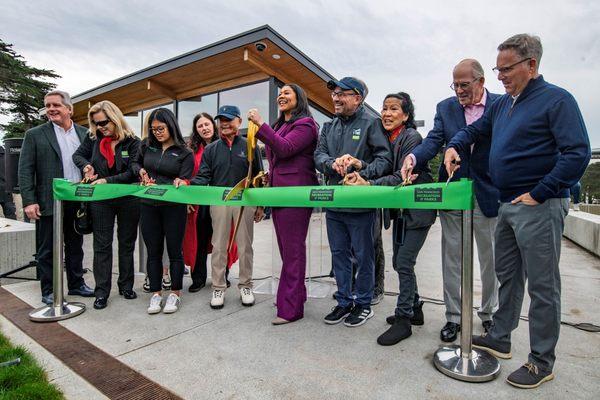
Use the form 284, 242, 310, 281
326, 210, 375, 307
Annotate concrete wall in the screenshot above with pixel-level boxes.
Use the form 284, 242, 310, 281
563, 210, 600, 257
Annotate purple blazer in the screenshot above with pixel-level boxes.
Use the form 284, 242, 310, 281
256, 117, 318, 187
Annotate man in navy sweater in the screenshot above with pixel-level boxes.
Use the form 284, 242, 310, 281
401, 59, 500, 342
445, 34, 591, 389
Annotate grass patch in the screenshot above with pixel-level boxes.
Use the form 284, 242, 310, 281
0, 329, 63, 400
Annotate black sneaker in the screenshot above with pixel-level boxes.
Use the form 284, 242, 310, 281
472, 333, 512, 359
506, 363, 554, 389
386, 301, 425, 326
324, 305, 353, 325
343, 305, 374, 327
377, 316, 412, 346
142, 276, 151, 293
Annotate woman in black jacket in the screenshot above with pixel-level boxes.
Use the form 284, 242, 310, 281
133, 108, 194, 315
73, 100, 141, 310
346, 92, 436, 345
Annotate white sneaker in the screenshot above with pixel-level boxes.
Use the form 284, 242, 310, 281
574, 203, 580, 211
210, 290, 225, 309
240, 287, 255, 307
163, 293, 181, 314
147, 294, 162, 314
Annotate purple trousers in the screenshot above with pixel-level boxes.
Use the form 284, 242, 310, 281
272, 206, 312, 321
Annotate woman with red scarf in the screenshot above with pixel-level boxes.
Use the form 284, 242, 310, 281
73, 100, 141, 310
183, 113, 238, 292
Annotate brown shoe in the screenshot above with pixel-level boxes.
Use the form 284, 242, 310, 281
272, 317, 291, 325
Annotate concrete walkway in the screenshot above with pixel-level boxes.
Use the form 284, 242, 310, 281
1, 212, 599, 399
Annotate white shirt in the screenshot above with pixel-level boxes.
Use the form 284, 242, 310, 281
53, 122, 82, 183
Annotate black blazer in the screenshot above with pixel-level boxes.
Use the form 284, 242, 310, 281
73, 135, 141, 183
18, 121, 87, 216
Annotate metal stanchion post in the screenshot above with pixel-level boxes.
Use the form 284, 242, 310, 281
433, 209, 500, 382
29, 199, 86, 322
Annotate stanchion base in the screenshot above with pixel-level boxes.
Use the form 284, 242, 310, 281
433, 345, 501, 382
29, 302, 86, 322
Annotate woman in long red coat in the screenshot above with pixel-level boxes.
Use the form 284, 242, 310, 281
248, 84, 319, 324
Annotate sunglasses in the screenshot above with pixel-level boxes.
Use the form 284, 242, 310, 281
94, 119, 111, 127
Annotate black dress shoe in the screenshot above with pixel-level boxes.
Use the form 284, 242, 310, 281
482, 320, 493, 334
188, 282, 205, 293
440, 322, 461, 342
68, 283, 94, 297
119, 289, 137, 300
93, 297, 108, 310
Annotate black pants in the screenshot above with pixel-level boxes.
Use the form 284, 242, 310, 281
141, 203, 187, 292
191, 206, 212, 286
36, 202, 85, 296
90, 197, 140, 298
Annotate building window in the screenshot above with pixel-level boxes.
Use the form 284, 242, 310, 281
177, 94, 218, 137
124, 112, 141, 138
140, 103, 174, 138
309, 105, 332, 133
219, 81, 269, 131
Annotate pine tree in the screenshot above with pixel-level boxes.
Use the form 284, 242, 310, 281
0, 38, 60, 138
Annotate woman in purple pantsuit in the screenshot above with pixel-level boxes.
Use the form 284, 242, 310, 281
248, 84, 319, 325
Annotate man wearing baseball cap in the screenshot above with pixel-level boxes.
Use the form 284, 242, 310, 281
191, 105, 264, 309
315, 77, 392, 327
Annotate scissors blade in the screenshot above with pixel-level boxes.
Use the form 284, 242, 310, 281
224, 178, 247, 201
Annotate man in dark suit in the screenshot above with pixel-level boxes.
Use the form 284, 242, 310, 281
401, 59, 501, 342
19, 90, 93, 305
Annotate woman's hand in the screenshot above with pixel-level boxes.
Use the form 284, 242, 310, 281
254, 206, 265, 223
247, 108, 264, 126
174, 178, 188, 188
90, 178, 107, 185
83, 164, 96, 181
344, 172, 369, 186
139, 168, 154, 185
187, 204, 196, 213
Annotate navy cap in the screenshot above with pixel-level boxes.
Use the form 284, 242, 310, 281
215, 105, 241, 121
327, 77, 365, 97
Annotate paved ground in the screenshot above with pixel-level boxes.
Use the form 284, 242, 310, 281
1, 211, 599, 400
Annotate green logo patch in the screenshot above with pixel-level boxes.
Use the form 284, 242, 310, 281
145, 188, 167, 197
310, 189, 334, 202
414, 188, 442, 202
74, 186, 95, 197
222, 189, 242, 201
352, 128, 361, 140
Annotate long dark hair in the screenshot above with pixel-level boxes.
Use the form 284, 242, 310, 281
273, 83, 313, 130
146, 108, 187, 149
383, 92, 416, 130
189, 112, 217, 152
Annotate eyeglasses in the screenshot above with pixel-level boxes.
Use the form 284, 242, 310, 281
150, 126, 166, 134
492, 58, 532, 76
94, 119, 111, 127
450, 78, 479, 91
331, 90, 358, 99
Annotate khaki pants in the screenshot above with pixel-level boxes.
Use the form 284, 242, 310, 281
209, 205, 255, 290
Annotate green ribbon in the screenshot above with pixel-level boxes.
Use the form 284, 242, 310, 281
53, 178, 474, 210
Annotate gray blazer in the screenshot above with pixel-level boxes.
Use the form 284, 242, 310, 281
18, 121, 87, 216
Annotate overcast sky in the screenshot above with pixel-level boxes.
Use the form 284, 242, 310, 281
1, 0, 598, 147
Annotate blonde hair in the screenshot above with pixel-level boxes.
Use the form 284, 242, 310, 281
141, 111, 152, 140
88, 100, 135, 140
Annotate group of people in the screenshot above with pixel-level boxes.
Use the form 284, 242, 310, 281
17, 33, 591, 390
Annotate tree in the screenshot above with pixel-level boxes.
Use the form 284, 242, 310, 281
0, 38, 60, 138
581, 162, 600, 203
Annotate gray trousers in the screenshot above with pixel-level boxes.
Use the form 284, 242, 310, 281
489, 198, 568, 372
440, 199, 498, 324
